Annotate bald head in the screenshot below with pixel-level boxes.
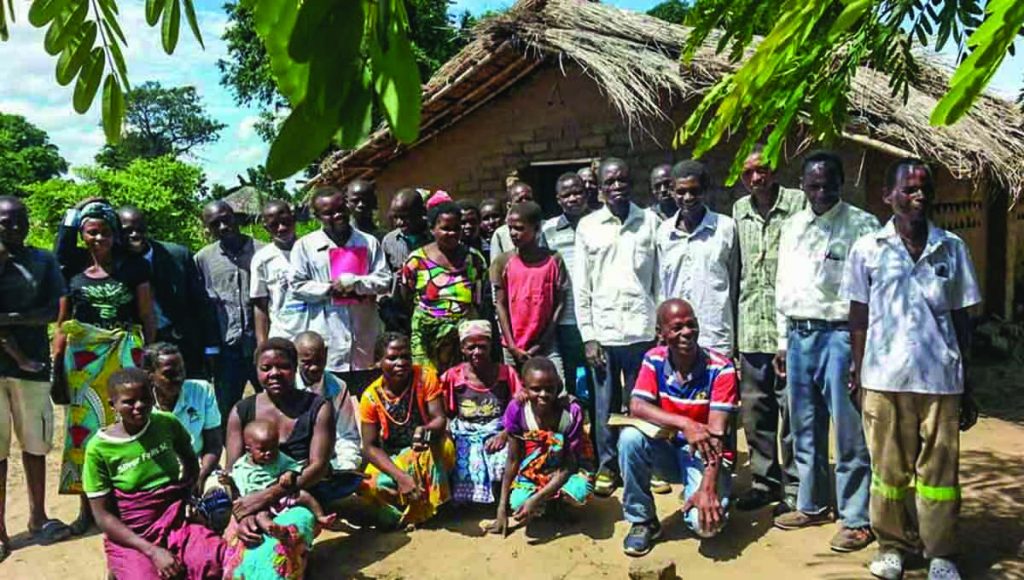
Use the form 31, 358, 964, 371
294, 331, 325, 352
507, 182, 534, 204
243, 418, 278, 447
657, 298, 695, 326
390, 188, 427, 236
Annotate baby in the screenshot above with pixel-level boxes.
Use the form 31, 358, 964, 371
225, 419, 335, 538
0, 241, 45, 374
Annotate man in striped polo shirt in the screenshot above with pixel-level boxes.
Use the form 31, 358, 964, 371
618, 298, 739, 557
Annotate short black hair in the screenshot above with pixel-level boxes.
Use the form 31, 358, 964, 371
108, 367, 151, 394
262, 199, 292, 216
457, 199, 480, 214
311, 186, 344, 206
671, 160, 710, 188
479, 198, 504, 213
374, 331, 410, 361
141, 342, 182, 372
508, 201, 543, 228
802, 150, 845, 184
254, 337, 298, 369
294, 330, 325, 351
599, 157, 629, 177
521, 356, 563, 387
427, 201, 462, 228
885, 157, 934, 192
556, 172, 582, 193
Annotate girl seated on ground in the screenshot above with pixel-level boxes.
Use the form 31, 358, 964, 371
83, 368, 225, 580
485, 357, 594, 536
223, 419, 337, 539
357, 332, 456, 529
440, 320, 521, 504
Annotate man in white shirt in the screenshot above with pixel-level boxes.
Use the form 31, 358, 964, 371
772, 151, 878, 553
251, 201, 307, 345
574, 157, 659, 496
289, 187, 392, 396
656, 160, 739, 357
842, 159, 980, 580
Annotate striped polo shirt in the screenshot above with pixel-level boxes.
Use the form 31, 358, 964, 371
631, 345, 739, 426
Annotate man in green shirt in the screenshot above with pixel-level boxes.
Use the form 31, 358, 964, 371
731, 146, 805, 512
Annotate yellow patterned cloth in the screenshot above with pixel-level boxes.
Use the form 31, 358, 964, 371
358, 438, 456, 528
59, 320, 143, 495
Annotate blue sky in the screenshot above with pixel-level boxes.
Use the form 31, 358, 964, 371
1, 0, 1020, 188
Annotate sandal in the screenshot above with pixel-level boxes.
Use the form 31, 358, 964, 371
29, 519, 72, 545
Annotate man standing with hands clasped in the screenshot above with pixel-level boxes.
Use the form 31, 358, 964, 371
773, 151, 878, 553
842, 159, 981, 580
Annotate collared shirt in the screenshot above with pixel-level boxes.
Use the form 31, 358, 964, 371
0, 245, 64, 380
250, 243, 308, 340
289, 229, 391, 373
296, 372, 362, 470
573, 203, 659, 346
142, 246, 171, 330
381, 228, 431, 273
775, 201, 880, 349
732, 186, 805, 353
840, 220, 981, 395
632, 345, 739, 429
647, 204, 675, 223
194, 236, 263, 347
542, 214, 581, 325
155, 379, 220, 455
656, 208, 739, 356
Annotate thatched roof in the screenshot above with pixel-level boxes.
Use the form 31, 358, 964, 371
315, 0, 1024, 197
221, 185, 266, 217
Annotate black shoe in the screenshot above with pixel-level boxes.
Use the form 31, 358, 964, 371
623, 520, 663, 557
735, 488, 779, 511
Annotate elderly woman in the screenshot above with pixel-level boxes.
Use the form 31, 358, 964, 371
52, 200, 157, 535
84, 368, 225, 579
222, 338, 362, 580
399, 201, 488, 373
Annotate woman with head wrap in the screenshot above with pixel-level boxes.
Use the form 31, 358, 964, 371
440, 320, 521, 504
51, 199, 157, 535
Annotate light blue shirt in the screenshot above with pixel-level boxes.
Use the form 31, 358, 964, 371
157, 379, 221, 454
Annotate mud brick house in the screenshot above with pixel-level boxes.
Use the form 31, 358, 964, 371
314, 0, 1024, 319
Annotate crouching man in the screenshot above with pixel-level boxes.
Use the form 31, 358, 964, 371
618, 298, 739, 556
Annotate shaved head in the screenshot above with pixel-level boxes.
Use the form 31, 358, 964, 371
294, 331, 325, 353
657, 298, 695, 326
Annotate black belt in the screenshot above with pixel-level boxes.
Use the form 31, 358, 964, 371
789, 318, 848, 332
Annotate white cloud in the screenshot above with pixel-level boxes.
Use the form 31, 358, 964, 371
236, 114, 260, 140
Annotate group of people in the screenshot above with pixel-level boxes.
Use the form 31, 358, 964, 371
0, 145, 979, 580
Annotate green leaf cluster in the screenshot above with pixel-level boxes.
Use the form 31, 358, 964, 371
678, 0, 1023, 183
0, 112, 69, 196
22, 156, 208, 250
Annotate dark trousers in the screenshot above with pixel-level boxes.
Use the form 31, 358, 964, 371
333, 369, 381, 399
594, 341, 655, 473
557, 324, 587, 394
738, 352, 798, 500
214, 339, 258, 430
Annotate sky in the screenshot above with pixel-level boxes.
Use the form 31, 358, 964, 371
2, 0, 1021, 189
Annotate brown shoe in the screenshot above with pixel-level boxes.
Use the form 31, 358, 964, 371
773, 509, 832, 530
829, 526, 875, 552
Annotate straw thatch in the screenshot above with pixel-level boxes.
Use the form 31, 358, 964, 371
316, 0, 1024, 198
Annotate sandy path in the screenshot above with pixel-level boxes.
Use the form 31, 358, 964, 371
2, 409, 1022, 579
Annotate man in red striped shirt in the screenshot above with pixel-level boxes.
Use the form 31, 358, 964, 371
619, 298, 739, 556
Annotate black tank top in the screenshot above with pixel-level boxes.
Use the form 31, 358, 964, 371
236, 391, 329, 462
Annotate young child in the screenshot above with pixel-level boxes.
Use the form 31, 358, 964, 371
492, 202, 568, 380
485, 357, 593, 535
440, 320, 522, 503
0, 241, 46, 373
478, 198, 505, 258
225, 419, 335, 538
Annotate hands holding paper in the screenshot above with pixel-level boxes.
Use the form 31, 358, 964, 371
331, 273, 358, 297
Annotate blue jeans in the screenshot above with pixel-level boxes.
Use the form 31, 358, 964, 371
593, 342, 654, 472
618, 427, 732, 536
786, 326, 870, 528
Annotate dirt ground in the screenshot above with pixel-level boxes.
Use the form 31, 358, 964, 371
2, 406, 1022, 579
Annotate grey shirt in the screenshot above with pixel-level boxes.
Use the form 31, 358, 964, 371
194, 236, 264, 348
0, 246, 64, 380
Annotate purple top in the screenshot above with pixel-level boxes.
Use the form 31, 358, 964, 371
502, 397, 586, 457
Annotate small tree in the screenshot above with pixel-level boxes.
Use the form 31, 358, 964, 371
0, 113, 68, 196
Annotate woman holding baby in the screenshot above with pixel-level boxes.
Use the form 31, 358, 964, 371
222, 338, 363, 580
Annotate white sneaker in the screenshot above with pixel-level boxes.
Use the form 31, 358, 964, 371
869, 550, 904, 580
928, 558, 961, 580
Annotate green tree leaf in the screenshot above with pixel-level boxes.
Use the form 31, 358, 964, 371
335, 64, 373, 149
161, 0, 180, 53
73, 46, 105, 113
181, 0, 204, 48
101, 73, 124, 143
44, 0, 88, 55
28, 0, 69, 27
370, 1, 421, 143
266, 102, 337, 178
145, 0, 167, 26
56, 21, 96, 85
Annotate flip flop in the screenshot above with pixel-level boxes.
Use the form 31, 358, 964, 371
29, 519, 72, 545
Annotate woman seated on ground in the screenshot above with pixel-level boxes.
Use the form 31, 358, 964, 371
485, 357, 594, 536
83, 368, 225, 579
222, 338, 362, 580
440, 320, 521, 504
357, 332, 455, 529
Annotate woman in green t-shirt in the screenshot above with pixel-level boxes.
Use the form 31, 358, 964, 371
83, 367, 225, 579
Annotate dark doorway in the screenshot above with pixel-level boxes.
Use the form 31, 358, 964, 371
519, 159, 595, 219
985, 185, 1009, 318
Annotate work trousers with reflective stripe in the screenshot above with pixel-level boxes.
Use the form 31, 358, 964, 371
861, 389, 961, 558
